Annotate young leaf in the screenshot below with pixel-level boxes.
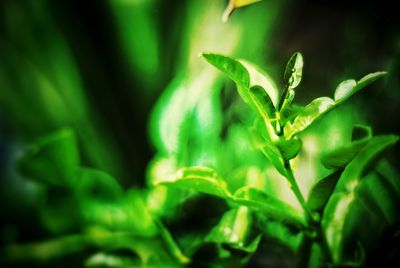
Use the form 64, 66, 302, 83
17, 128, 80, 187
276, 138, 302, 161
334, 72, 386, 103
333, 79, 357, 102
284, 52, 304, 90
240, 60, 279, 106
233, 187, 305, 228
202, 53, 254, 106
249, 85, 276, 121
285, 97, 335, 138
307, 171, 341, 212
279, 89, 295, 114
157, 166, 231, 199
285, 72, 384, 138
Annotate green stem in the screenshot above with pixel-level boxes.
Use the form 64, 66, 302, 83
316, 225, 333, 263
283, 160, 332, 265
283, 160, 313, 223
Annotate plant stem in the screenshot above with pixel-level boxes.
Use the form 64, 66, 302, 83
283, 160, 332, 264
283, 160, 313, 223
316, 225, 333, 263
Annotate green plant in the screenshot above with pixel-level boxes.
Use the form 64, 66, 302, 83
2, 52, 399, 268
152, 52, 399, 266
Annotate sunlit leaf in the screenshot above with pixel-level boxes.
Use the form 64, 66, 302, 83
233, 187, 305, 228
285, 72, 385, 139
17, 128, 80, 187
202, 53, 255, 107
249, 85, 276, 121
284, 52, 303, 90
157, 167, 231, 199
279, 89, 295, 114
334, 72, 386, 102
333, 79, 357, 102
285, 97, 335, 138
240, 60, 279, 106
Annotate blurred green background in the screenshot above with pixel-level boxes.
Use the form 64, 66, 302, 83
0, 0, 399, 267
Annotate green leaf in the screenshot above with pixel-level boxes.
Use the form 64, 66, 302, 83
251, 129, 286, 176
285, 72, 385, 138
335, 135, 399, 193
279, 89, 295, 114
321, 140, 369, 170
75, 168, 123, 202
233, 187, 305, 228
206, 207, 252, 250
284, 52, 303, 89
17, 128, 80, 187
240, 60, 279, 106
279, 104, 304, 125
157, 167, 231, 199
276, 138, 301, 161
155, 221, 190, 264
334, 72, 386, 102
322, 135, 399, 263
249, 85, 276, 121
321, 125, 372, 169
333, 79, 357, 102
322, 170, 399, 264
202, 53, 254, 106
307, 171, 341, 212
285, 97, 335, 138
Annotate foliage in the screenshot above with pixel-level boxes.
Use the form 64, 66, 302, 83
0, 1, 399, 267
